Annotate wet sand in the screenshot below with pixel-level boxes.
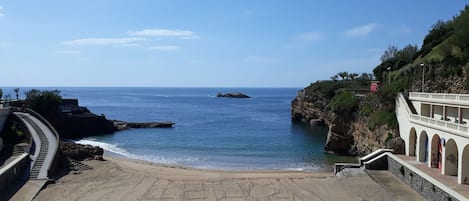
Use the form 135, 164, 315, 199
33, 156, 423, 201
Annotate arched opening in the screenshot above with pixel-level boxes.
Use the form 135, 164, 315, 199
431, 134, 442, 169
462, 145, 469, 184
409, 128, 417, 156
444, 139, 458, 176
419, 131, 428, 163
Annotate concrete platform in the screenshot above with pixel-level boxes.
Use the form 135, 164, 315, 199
9, 180, 47, 201
366, 170, 426, 201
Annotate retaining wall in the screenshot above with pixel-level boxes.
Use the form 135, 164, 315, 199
387, 155, 460, 201
0, 153, 30, 196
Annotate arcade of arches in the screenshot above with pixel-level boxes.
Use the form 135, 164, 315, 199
408, 128, 469, 185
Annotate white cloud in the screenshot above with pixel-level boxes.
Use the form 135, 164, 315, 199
129, 29, 199, 39
343, 23, 377, 37
296, 32, 322, 42
243, 56, 280, 64
148, 45, 181, 51
0, 42, 9, 48
63, 37, 144, 46
0, 6, 4, 17
56, 50, 81, 54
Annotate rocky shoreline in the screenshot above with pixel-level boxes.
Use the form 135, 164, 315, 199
291, 85, 403, 156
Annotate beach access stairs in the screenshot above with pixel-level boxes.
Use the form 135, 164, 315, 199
0, 108, 60, 201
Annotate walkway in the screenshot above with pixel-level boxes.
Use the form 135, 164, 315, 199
8, 111, 59, 201
366, 170, 425, 201
397, 155, 469, 198
14, 112, 58, 179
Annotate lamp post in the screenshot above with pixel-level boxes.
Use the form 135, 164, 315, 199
421, 63, 425, 92
387, 67, 391, 84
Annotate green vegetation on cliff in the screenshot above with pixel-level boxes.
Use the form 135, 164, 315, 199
376, 5, 469, 95
25, 89, 62, 117
293, 5, 469, 156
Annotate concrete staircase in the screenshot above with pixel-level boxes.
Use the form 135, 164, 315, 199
21, 116, 50, 179
30, 134, 47, 179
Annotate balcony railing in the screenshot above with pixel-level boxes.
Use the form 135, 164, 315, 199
409, 113, 469, 134
401, 93, 469, 136
409, 92, 469, 105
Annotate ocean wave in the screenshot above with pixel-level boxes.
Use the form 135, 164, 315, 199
74, 139, 329, 171
75, 139, 127, 154
75, 139, 200, 165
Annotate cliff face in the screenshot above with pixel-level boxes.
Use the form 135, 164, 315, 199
291, 86, 400, 156
50, 113, 116, 138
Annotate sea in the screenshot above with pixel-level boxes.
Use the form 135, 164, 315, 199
3, 87, 355, 171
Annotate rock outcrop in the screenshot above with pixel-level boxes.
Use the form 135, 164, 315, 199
112, 120, 175, 130
217, 92, 250, 98
291, 84, 398, 156
51, 113, 116, 138
59, 141, 104, 161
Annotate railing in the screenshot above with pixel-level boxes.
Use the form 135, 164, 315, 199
409, 92, 469, 105
409, 114, 469, 133
0, 153, 30, 195
399, 93, 469, 137
397, 93, 412, 117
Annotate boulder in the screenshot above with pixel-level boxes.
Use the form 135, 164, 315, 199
217, 92, 250, 98
60, 141, 104, 161
385, 137, 405, 154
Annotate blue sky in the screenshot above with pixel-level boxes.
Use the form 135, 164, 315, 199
1, 1, 468, 88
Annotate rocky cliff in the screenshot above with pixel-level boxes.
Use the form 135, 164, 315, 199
291, 83, 402, 156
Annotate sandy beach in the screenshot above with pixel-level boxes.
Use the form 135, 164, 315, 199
32, 156, 424, 201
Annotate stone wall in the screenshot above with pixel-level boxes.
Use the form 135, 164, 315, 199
0, 153, 29, 196
0, 109, 10, 138
387, 156, 459, 201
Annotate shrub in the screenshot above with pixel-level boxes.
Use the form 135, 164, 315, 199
360, 104, 373, 117
25, 89, 62, 116
328, 91, 358, 113
368, 110, 398, 130
377, 79, 409, 109
385, 133, 393, 143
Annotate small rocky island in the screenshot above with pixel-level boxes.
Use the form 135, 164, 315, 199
112, 120, 175, 130
216, 92, 250, 98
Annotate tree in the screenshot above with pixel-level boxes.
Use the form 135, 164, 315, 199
380, 45, 399, 62
397, 44, 419, 61
338, 72, 349, 80
14, 88, 19, 100
330, 75, 339, 81
0, 89, 2, 101
25, 89, 62, 116
349, 73, 359, 80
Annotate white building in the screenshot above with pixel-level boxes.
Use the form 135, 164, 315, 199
396, 92, 469, 184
